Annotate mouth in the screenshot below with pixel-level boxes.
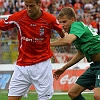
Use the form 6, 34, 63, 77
28, 10, 33, 14
28, 11, 32, 14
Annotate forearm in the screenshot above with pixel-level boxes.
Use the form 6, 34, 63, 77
50, 34, 76, 47
62, 51, 85, 70
51, 38, 67, 46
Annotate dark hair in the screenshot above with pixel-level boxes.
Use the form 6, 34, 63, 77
35, 0, 41, 3
58, 7, 77, 21
24, 0, 40, 4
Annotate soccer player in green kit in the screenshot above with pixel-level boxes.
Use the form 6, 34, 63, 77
51, 7, 100, 100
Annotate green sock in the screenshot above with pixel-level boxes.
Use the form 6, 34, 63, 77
72, 94, 86, 100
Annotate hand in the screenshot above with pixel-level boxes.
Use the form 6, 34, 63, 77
53, 68, 65, 80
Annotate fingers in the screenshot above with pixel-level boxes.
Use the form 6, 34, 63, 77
53, 73, 59, 80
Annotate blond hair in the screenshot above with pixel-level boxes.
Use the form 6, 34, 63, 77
58, 7, 77, 21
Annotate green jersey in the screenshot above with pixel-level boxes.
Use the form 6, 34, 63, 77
70, 22, 100, 62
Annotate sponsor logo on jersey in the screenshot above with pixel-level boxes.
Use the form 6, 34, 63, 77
21, 36, 44, 43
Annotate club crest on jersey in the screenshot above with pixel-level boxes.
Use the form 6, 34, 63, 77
40, 27, 44, 36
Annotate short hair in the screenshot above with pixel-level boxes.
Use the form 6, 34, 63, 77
58, 7, 77, 21
24, 0, 40, 4
35, 0, 40, 3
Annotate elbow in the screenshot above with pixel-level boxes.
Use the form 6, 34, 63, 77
67, 41, 72, 45
62, 41, 71, 46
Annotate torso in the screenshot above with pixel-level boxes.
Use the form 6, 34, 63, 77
70, 22, 100, 62
0, 10, 62, 66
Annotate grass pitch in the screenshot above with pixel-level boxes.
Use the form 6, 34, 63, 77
0, 90, 94, 100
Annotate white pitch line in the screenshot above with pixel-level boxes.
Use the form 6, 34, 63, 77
0, 91, 93, 95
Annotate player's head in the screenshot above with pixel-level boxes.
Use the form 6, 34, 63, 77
58, 7, 76, 32
24, 0, 42, 19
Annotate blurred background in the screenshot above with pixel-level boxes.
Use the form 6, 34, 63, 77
0, 0, 100, 93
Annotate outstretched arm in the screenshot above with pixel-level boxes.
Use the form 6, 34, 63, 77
53, 50, 85, 80
51, 34, 77, 46
57, 30, 67, 38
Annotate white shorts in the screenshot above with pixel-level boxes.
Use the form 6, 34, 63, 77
8, 59, 54, 100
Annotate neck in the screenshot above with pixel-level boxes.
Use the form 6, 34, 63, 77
33, 10, 42, 20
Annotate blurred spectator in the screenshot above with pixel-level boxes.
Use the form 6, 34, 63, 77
89, 14, 99, 33
76, 3, 84, 21
57, 1, 64, 12
90, 1, 100, 13
3, 0, 8, 10
98, 0, 100, 5
73, 0, 82, 13
65, 0, 73, 8
4, 8, 10, 15
9, 27, 18, 40
84, 1, 93, 13
7, 0, 13, 14
96, 13, 100, 35
0, 5, 5, 15
0, 0, 3, 6
48, 2, 56, 14
42, 0, 50, 12
71, 0, 76, 6
12, 5, 19, 13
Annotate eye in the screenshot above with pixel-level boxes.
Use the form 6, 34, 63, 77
25, 4, 28, 7
25, 4, 35, 8
62, 21, 67, 23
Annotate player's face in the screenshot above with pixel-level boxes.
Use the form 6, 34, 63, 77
24, 0, 41, 19
58, 15, 74, 33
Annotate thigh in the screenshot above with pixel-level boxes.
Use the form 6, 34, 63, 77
8, 65, 31, 97
68, 83, 85, 95
30, 59, 54, 100
94, 88, 100, 100
76, 68, 95, 90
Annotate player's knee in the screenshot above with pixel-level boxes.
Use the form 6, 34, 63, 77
68, 91, 77, 99
93, 94, 100, 100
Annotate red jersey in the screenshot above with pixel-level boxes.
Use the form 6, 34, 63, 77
0, 10, 62, 66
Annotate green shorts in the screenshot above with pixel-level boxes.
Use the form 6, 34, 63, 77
76, 61, 100, 90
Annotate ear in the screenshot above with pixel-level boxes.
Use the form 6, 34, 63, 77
71, 17, 75, 22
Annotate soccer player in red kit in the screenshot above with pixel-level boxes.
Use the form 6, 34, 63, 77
0, 0, 65, 100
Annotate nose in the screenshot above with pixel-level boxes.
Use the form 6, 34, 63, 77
27, 6, 31, 10
61, 23, 65, 28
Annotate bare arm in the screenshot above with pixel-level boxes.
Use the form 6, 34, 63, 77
51, 34, 77, 46
54, 50, 85, 80
57, 30, 66, 38
62, 50, 85, 70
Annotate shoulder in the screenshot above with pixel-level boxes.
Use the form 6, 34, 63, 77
5, 10, 27, 21
42, 10, 56, 21
71, 22, 86, 29
72, 21, 85, 26
11, 10, 27, 18
70, 22, 86, 37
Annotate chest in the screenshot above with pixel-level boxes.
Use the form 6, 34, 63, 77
18, 18, 52, 37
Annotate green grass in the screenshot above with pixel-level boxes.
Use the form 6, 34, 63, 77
0, 91, 94, 100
